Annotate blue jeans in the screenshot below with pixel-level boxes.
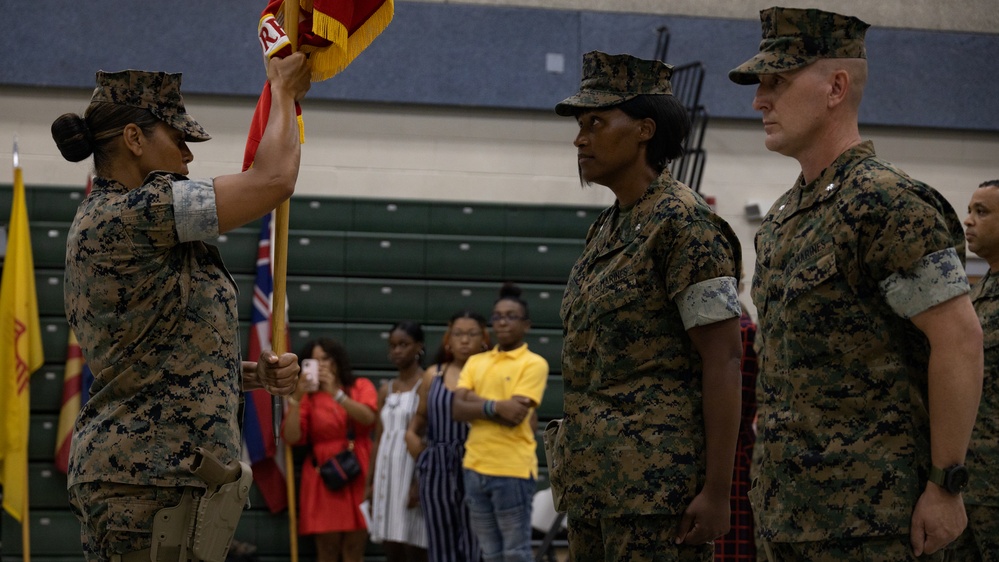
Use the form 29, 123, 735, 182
463, 469, 535, 562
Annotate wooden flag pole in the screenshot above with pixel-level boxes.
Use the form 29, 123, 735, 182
277, 2, 300, 561
271, 3, 298, 355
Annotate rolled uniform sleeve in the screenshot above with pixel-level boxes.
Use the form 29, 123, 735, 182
676, 276, 741, 330
879, 248, 970, 318
661, 217, 740, 303
865, 188, 969, 318
172, 178, 219, 242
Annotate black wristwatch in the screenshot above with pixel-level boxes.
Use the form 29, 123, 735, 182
928, 464, 969, 494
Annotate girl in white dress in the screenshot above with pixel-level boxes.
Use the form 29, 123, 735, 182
368, 321, 429, 561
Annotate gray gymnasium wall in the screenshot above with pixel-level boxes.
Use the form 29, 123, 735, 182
3, 0, 997, 131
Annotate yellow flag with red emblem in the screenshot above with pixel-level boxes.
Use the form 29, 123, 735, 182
0, 139, 44, 527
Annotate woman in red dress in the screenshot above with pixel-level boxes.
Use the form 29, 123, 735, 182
284, 337, 378, 562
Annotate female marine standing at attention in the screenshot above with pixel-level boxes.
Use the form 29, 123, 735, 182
551, 51, 743, 562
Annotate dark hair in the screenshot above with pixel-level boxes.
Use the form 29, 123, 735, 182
299, 337, 356, 389
980, 179, 999, 189
494, 282, 530, 319
389, 320, 425, 367
434, 310, 491, 364
390, 321, 425, 344
616, 94, 690, 173
51, 102, 160, 174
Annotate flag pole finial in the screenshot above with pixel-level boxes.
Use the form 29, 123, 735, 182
12, 135, 19, 168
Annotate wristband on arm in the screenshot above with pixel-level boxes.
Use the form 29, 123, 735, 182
483, 400, 497, 419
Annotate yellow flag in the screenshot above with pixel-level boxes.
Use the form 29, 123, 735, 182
0, 146, 44, 525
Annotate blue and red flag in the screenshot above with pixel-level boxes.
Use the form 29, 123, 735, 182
243, 211, 291, 513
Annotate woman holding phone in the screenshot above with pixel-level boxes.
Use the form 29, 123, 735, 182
283, 337, 378, 562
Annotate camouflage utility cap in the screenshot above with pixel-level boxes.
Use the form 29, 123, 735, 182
91, 70, 210, 142
555, 51, 673, 116
729, 6, 870, 85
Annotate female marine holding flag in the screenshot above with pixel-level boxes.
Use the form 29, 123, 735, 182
51, 52, 311, 561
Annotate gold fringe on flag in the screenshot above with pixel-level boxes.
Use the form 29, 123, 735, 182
301, 0, 395, 82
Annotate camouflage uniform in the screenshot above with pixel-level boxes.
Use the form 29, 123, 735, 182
948, 272, 999, 561
554, 50, 741, 562
65, 172, 238, 488
64, 70, 238, 561
729, 9, 972, 557
558, 174, 741, 558
748, 142, 968, 544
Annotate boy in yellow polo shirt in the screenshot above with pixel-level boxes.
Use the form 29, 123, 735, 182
453, 283, 549, 562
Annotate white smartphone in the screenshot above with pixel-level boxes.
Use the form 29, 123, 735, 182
301, 358, 320, 392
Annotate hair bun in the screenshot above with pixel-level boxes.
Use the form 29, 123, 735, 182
499, 282, 522, 298
51, 113, 95, 163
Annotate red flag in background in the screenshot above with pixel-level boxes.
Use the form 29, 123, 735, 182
54, 332, 92, 474
244, 0, 395, 170
260, 0, 394, 82
239, 0, 395, 524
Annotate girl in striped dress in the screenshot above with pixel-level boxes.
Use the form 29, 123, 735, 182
407, 311, 491, 562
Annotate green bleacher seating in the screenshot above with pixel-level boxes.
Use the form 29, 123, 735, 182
424, 235, 506, 280
288, 196, 353, 231
522, 330, 563, 373
516, 284, 563, 328
427, 201, 508, 236
329, 323, 392, 370
29, 222, 71, 269
30, 364, 64, 412
344, 278, 427, 324
0, 187, 11, 220
286, 231, 348, 276
344, 232, 426, 278
2, 510, 85, 557
285, 276, 349, 322
28, 414, 58, 461
507, 204, 599, 239
424, 280, 497, 325
502, 237, 580, 283
28, 462, 70, 509
537, 375, 565, 422
27, 187, 87, 223
352, 199, 430, 234
38, 317, 70, 364
33, 269, 66, 317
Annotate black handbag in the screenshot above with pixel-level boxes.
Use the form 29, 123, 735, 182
315, 427, 362, 491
